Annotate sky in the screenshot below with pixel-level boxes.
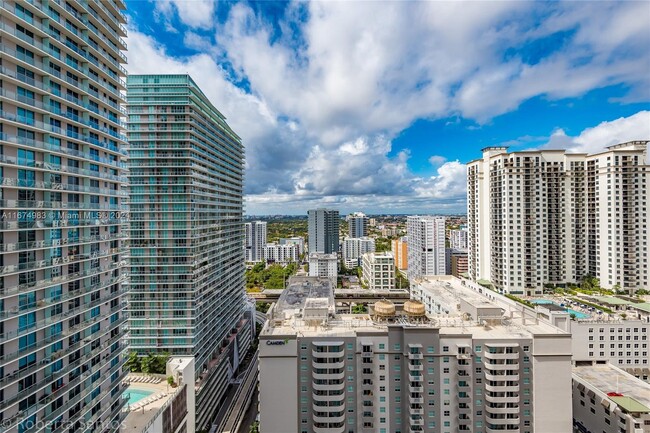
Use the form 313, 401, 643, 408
124, 0, 650, 215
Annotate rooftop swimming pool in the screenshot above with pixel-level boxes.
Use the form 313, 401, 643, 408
530, 299, 590, 319
124, 388, 153, 405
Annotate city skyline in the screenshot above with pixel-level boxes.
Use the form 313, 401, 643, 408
125, 0, 650, 215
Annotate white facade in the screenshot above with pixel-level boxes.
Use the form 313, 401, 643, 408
264, 242, 299, 263
342, 236, 375, 268
279, 236, 305, 256
572, 362, 650, 433
449, 228, 468, 250
566, 319, 649, 380
468, 142, 649, 294
361, 252, 395, 290
308, 253, 338, 281
245, 220, 267, 262
406, 215, 446, 280
260, 275, 573, 433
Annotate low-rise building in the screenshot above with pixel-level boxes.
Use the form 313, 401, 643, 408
122, 357, 196, 433
308, 252, 338, 282
279, 236, 305, 256
572, 361, 650, 433
264, 242, 300, 263
361, 252, 395, 290
259, 275, 573, 433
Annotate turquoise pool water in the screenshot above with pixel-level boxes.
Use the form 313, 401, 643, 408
124, 388, 152, 405
530, 299, 590, 319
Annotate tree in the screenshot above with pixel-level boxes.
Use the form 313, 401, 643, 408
126, 351, 141, 372
395, 269, 410, 290
249, 421, 260, 433
352, 304, 367, 314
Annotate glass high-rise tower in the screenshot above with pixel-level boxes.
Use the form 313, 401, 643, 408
0, 0, 129, 431
126, 74, 252, 429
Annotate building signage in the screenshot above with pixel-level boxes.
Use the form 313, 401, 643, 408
266, 339, 288, 346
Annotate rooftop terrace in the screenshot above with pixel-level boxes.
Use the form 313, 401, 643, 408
573, 363, 650, 414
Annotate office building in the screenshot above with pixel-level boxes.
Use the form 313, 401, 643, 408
245, 220, 267, 262
361, 252, 395, 290
127, 74, 252, 430
279, 236, 305, 256
347, 212, 369, 238
467, 142, 649, 294
341, 237, 375, 269
263, 242, 299, 264
572, 362, 650, 433
308, 253, 337, 282
307, 208, 339, 254
449, 228, 468, 250
0, 0, 130, 431
259, 275, 572, 433
406, 216, 446, 281
391, 236, 408, 270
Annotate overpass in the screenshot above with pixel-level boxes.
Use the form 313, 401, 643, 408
250, 289, 411, 303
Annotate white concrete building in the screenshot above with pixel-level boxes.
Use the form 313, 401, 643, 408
245, 220, 267, 262
361, 252, 395, 290
342, 236, 375, 268
347, 211, 369, 238
279, 236, 305, 256
259, 275, 573, 433
572, 362, 650, 433
406, 215, 447, 280
565, 319, 649, 381
467, 142, 649, 294
264, 242, 299, 263
122, 357, 196, 433
308, 252, 338, 281
449, 228, 469, 250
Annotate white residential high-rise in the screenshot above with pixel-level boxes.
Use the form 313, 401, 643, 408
308, 209, 339, 254
259, 275, 573, 433
341, 236, 375, 268
467, 142, 649, 294
361, 252, 395, 290
263, 243, 299, 264
406, 215, 446, 280
347, 211, 369, 238
0, 1, 130, 430
245, 220, 267, 262
449, 228, 468, 250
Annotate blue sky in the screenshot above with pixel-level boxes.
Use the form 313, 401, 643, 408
124, 1, 650, 215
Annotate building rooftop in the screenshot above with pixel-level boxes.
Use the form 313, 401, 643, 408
264, 275, 567, 340
274, 276, 335, 319
590, 296, 633, 305
122, 376, 175, 432
573, 363, 650, 414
